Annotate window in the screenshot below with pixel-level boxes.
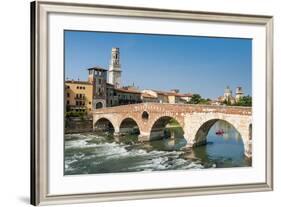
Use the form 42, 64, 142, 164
89, 102, 91, 105
96, 102, 103, 109
66, 85, 70, 89
76, 101, 79, 106
76, 94, 78, 98
67, 93, 70, 97
67, 100, 70, 105
98, 79, 102, 84
83, 87, 85, 89
76, 86, 79, 89
142, 111, 149, 120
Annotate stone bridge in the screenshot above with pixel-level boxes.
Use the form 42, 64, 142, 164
92, 103, 252, 157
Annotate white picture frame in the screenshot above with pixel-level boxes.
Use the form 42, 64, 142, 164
31, 1, 273, 205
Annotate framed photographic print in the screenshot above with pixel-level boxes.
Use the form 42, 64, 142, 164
31, 1, 273, 205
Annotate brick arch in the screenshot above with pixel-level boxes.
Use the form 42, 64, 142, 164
148, 115, 184, 140
118, 116, 142, 134
184, 113, 252, 156
93, 116, 119, 133
192, 118, 244, 147
149, 115, 184, 131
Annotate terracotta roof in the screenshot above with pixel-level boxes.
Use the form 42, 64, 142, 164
106, 83, 115, 87
152, 90, 179, 96
141, 93, 158, 98
87, 66, 108, 71
115, 87, 141, 94
175, 93, 193, 97
152, 90, 192, 97
65, 80, 91, 85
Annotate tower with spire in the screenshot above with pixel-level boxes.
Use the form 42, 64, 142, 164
108, 47, 122, 88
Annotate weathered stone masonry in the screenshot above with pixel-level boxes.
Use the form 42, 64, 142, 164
92, 103, 252, 157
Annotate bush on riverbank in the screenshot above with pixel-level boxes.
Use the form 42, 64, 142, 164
65, 111, 86, 119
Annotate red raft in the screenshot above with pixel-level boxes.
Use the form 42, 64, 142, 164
215, 129, 224, 136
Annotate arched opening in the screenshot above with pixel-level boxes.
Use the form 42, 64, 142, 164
193, 119, 247, 166
93, 118, 114, 134
119, 118, 140, 135
194, 119, 243, 145
150, 116, 184, 141
96, 102, 103, 109
142, 111, 149, 120
249, 123, 252, 141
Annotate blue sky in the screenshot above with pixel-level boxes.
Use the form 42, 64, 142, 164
64, 30, 252, 99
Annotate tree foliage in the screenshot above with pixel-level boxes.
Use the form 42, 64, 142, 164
188, 94, 210, 104
235, 95, 252, 106
65, 111, 86, 118
188, 94, 201, 104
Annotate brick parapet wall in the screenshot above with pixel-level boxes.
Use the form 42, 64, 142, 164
92, 103, 251, 116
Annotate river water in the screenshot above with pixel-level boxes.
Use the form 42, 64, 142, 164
64, 120, 251, 175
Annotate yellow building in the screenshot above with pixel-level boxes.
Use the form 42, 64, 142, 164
65, 80, 93, 116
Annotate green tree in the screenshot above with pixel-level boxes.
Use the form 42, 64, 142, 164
188, 94, 202, 104
236, 95, 252, 106
223, 98, 232, 106
188, 94, 210, 104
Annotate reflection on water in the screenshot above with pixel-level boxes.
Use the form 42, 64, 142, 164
193, 120, 250, 168
64, 120, 251, 175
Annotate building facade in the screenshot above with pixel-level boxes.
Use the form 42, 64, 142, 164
115, 88, 142, 105
65, 80, 93, 116
235, 86, 244, 102
88, 67, 107, 109
65, 47, 194, 117
141, 89, 192, 104
218, 86, 244, 105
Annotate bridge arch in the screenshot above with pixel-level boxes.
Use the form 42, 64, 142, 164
192, 118, 244, 147
119, 117, 140, 135
93, 117, 117, 134
149, 116, 184, 140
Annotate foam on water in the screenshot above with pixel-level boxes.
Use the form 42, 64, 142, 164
64, 133, 206, 174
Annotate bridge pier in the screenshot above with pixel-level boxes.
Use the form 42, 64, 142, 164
114, 131, 121, 136
244, 141, 252, 158
182, 139, 208, 149
238, 126, 252, 158
138, 132, 150, 142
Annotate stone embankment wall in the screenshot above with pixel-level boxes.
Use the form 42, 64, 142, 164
65, 118, 93, 134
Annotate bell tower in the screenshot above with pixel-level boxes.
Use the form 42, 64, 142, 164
108, 47, 122, 88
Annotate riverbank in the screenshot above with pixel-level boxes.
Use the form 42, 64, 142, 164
65, 118, 93, 134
